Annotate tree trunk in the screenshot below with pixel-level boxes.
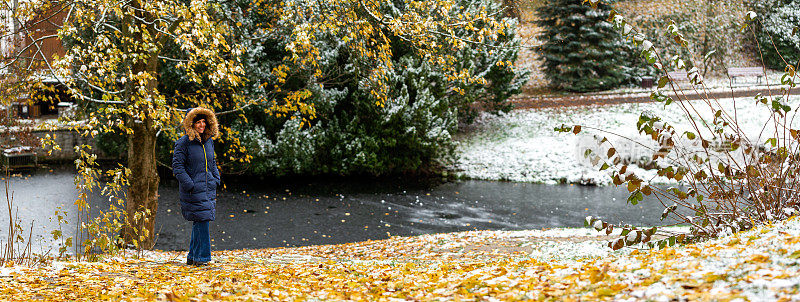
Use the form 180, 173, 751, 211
122, 0, 161, 249
12, 0, 19, 52
123, 117, 160, 249
701, 0, 714, 77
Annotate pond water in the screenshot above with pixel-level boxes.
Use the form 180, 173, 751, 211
0, 166, 674, 253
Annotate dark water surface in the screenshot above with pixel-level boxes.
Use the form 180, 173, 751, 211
0, 166, 672, 253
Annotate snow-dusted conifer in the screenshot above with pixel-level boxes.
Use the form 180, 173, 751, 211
749, 0, 800, 69
536, 0, 637, 92
234, 0, 527, 176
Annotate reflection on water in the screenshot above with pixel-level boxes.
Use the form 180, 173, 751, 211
0, 166, 673, 253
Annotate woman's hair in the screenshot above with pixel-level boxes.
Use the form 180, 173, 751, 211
192, 114, 208, 124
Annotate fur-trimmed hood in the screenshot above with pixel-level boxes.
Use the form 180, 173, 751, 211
182, 107, 219, 142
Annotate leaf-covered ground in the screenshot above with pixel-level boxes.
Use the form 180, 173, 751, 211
3, 218, 800, 301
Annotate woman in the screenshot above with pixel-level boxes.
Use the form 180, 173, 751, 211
172, 107, 221, 266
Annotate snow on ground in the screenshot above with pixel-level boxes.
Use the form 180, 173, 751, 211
4, 217, 800, 300
452, 91, 800, 184
608, 215, 800, 301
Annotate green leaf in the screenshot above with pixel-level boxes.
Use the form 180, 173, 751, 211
657, 76, 669, 88
772, 99, 786, 112
766, 138, 778, 147
633, 33, 645, 45
684, 131, 696, 140
645, 50, 657, 64
661, 204, 677, 220
555, 124, 571, 133
595, 220, 607, 231
627, 181, 638, 192
627, 191, 639, 205
600, 163, 610, 171
622, 23, 633, 35
746, 11, 757, 21
676, 58, 686, 69
649, 90, 663, 101
703, 50, 716, 63
782, 73, 795, 86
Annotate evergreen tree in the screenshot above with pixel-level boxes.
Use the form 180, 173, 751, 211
224, 0, 528, 177
536, 0, 637, 92
749, 0, 800, 70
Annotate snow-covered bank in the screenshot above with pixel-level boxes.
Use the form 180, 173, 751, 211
452, 94, 800, 184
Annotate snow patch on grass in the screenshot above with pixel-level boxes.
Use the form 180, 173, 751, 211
452, 95, 800, 184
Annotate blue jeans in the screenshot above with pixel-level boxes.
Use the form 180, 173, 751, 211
187, 221, 211, 263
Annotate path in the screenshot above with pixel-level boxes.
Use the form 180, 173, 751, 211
510, 86, 800, 109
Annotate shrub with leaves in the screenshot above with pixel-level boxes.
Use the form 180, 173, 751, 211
71, 146, 133, 260
231, 0, 528, 176
748, 0, 800, 69
557, 2, 799, 250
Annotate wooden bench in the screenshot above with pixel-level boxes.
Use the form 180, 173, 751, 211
2, 147, 37, 170
728, 67, 764, 85
667, 71, 688, 81
666, 71, 690, 84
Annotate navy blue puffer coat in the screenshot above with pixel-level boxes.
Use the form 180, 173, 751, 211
172, 107, 221, 222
